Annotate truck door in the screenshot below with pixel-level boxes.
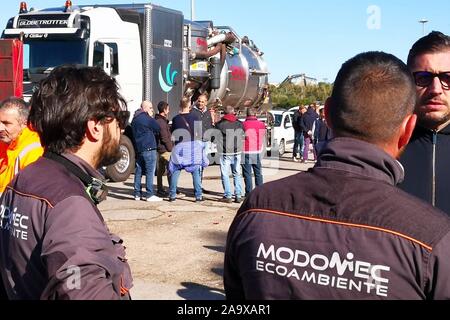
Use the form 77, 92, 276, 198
93, 41, 135, 182
284, 113, 295, 151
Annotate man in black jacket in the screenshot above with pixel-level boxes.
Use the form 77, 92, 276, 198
292, 105, 306, 162
224, 52, 450, 299
191, 93, 215, 138
301, 105, 319, 162
191, 94, 215, 191
215, 106, 245, 203
400, 31, 450, 215
155, 101, 173, 197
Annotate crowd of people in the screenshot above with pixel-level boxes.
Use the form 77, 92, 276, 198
130, 94, 267, 204
291, 103, 333, 163
1, 30, 450, 299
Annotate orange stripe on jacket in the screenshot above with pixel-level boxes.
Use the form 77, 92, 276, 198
239, 208, 433, 251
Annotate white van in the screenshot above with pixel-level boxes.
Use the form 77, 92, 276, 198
266, 110, 295, 156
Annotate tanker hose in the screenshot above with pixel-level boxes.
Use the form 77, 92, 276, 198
192, 43, 223, 60
207, 32, 236, 47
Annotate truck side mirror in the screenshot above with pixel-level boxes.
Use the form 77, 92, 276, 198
93, 41, 113, 76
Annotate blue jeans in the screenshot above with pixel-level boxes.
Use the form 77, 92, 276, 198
169, 167, 202, 200
220, 154, 243, 199
242, 153, 263, 196
200, 141, 212, 181
134, 149, 157, 198
293, 131, 304, 158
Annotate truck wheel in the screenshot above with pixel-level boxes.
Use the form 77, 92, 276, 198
105, 135, 135, 182
278, 139, 286, 156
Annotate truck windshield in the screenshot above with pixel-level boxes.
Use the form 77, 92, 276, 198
25, 40, 88, 73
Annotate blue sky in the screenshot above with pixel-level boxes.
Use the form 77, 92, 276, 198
1, 1, 450, 83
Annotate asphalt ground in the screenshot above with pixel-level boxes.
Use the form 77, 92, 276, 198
99, 153, 314, 300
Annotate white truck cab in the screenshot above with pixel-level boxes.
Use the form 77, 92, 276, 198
2, 1, 269, 181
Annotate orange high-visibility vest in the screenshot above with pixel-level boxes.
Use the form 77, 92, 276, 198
0, 127, 43, 192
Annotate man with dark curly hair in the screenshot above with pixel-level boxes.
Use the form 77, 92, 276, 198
0, 65, 133, 300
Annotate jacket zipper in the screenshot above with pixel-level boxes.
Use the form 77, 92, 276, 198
432, 131, 437, 207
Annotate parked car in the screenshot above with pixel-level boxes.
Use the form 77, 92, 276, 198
266, 110, 295, 156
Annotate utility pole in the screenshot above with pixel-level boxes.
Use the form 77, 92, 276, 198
419, 19, 428, 36
191, 0, 195, 21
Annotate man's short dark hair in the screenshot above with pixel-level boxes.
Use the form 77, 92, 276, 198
29, 65, 126, 154
157, 101, 169, 114
246, 107, 257, 117
0, 97, 29, 123
224, 105, 234, 115
407, 31, 450, 68
329, 51, 416, 143
180, 97, 190, 110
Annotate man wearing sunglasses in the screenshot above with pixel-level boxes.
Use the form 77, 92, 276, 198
400, 31, 450, 215
0, 66, 133, 299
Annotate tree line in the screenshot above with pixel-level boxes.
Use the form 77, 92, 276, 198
269, 82, 333, 109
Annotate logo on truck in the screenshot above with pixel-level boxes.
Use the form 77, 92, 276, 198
17, 14, 71, 29
158, 63, 178, 93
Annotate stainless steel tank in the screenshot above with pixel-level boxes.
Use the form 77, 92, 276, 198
185, 23, 269, 112
207, 27, 269, 112
209, 49, 248, 108
241, 43, 269, 109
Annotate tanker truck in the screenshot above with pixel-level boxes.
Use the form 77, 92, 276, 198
1, 1, 270, 181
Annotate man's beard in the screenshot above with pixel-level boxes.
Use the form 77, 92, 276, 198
96, 127, 122, 168
417, 96, 450, 130
418, 113, 450, 130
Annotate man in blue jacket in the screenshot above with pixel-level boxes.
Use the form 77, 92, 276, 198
131, 100, 162, 202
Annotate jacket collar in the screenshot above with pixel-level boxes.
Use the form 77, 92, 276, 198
8, 126, 31, 150
62, 152, 104, 180
133, 109, 146, 119
415, 123, 450, 135
155, 114, 168, 122
441, 123, 450, 134
223, 114, 238, 122
194, 106, 207, 114
315, 137, 404, 186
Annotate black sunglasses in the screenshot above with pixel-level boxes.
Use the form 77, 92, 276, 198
101, 110, 130, 129
115, 110, 130, 129
413, 71, 450, 90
